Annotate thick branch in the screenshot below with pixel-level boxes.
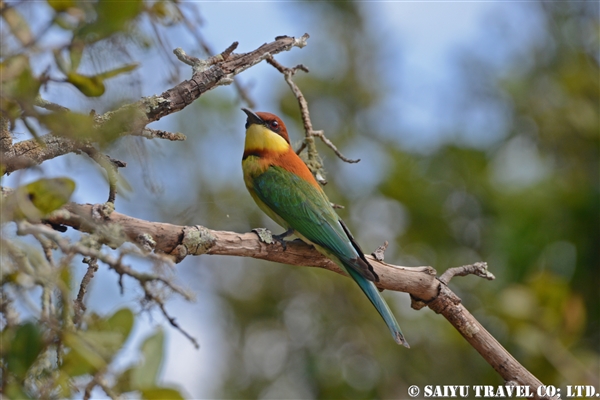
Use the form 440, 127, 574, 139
41, 202, 556, 399
48, 203, 438, 300
428, 285, 552, 399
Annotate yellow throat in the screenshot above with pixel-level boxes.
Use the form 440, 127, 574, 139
244, 123, 289, 153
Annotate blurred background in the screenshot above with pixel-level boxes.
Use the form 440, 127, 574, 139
2, 1, 598, 398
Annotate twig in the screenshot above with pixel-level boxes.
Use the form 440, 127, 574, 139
83, 370, 119, 400
371, 241, 388, 262
311, 130, 360, 164
439, 262, 495, 285
73, 257, 99, 325
2, 35, 307, 175
136, 128, 186, 141
17, 220, 197, 349
35, 96, 69, 113
266, 55, 360, 165
173, 3, 256, 108
143, 286, 200, 349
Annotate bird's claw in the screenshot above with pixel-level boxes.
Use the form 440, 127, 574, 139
273, 228, 294, 251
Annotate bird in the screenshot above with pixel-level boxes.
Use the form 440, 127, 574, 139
240, 108, 409, 347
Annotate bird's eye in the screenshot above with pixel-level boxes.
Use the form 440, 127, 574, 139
270, 120, 279, 130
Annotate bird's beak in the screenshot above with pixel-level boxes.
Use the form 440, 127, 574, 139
241, 108, 264, 127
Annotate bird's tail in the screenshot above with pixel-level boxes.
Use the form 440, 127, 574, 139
346, 267, 410, 348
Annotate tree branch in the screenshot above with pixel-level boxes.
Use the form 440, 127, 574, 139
41, 201, 556, 399
1, 34, 309, 175
266, 55, 360, 176
1, 134, 86, 174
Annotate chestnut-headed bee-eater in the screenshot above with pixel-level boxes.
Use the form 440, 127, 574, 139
241, 108, 409, 347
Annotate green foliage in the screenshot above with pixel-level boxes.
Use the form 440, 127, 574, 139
1, 178, 75, 222
114, 329, 184, 399
74, 0, 144, 43
0, 308, 181, 399
54, 47, 139, 97
2, 322, 44, 380
0, 0, 143, 144
0, 2, 187, 397
2, 6, 33, 46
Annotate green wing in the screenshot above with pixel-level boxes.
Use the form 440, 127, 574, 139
253, 166, 376, 281
253, 166, 408, 346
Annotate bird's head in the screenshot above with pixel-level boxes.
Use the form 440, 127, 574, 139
242, 108, 291, 155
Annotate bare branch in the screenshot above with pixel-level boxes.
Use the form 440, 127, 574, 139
136, 128, 186, 141
266, 55, 360, 166
311, 130, 361, 164
15, 220, 196, 345
439, 261, 496, 285
2, 34, 308, 175
143, 287, 200, 349
371, 241, 389, 262
427, 285, 556, 400
173, 3, 256, 108
73, 257, 99, 326
146, 34, 309, 123
35, 96, 69, 113
35, 201, 557, 399
1, 134, 85, 175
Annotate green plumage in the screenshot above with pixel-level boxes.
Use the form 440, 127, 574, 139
245, 163, 409, 347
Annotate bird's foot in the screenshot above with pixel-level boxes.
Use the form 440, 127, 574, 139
273, 228, 295, 250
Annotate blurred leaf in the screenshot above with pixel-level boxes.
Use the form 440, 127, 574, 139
0, 98, 22, 125
4, 322, 44, 380
97, 63, 139, 80
64, 62, 138, 97
60, 310, 134, 385
131, 329, 165, 389
150, 0, 178, 23
2, 6, 33, 46
38, 111, 96, 140
75, 0, 144, 43
0, 54, 30, 83
5, 382, 33, 400
2, 177, 76, 221
0, 55, 40, 114
66, 72, 105, 97
140, 387, 185, 400
95, 105, 144, 145
28, 177, 75, 215
105, 308, 135, 339
61, 331, 107, 376
69, 40, 85, 71
52, 48, 70, 75
113, 367, 135, 393
47, 0, 76, 13
59, 264, 72, 293
85, 308, 134, 359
